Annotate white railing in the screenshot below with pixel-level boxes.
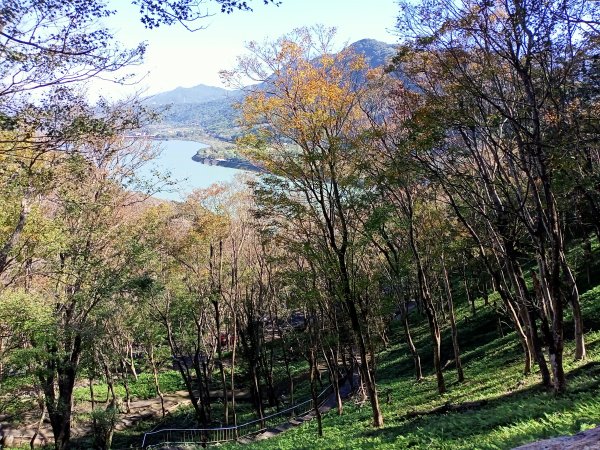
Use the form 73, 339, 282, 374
141, 385, 332, 448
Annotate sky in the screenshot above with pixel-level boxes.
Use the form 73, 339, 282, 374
98, 0, 399, 98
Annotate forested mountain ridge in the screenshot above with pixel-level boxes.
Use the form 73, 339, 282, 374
143, 84, 236, 105
346, 38, 397, 69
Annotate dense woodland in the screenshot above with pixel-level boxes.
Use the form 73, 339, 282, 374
1, 0, 600, 449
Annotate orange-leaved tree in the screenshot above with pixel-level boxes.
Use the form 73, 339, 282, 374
223, 25, 385, 427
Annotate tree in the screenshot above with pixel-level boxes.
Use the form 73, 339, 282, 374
396, 0, 599, 393
22, 134, 157, 450
0, 0, 280, 296
141, 198, 224, 426
226, 26, 385, 427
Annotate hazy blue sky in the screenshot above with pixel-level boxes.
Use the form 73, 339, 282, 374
99, 0, 399, 98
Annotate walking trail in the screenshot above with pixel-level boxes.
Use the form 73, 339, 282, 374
238, 373, 360, 444
1, 390, 192, 448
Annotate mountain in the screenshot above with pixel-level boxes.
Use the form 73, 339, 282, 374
149, 39, 398, 140
144, 84, 235, 106
347, 39, 397, 70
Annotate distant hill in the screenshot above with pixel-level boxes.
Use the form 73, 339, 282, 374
149, 39, 397, 140
144, 84, 237, 106
347, 39, 397, 70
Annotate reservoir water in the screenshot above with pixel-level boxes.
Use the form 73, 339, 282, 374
140, 140, 247, 200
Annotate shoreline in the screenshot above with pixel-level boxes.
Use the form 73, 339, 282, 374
191, 154, 263, 173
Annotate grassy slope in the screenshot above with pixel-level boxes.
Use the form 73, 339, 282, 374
223, 285, 600, 450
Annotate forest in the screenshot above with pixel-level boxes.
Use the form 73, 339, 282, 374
1, 0, 600, 449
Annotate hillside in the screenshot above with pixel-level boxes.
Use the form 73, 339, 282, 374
3, 3, 597, 450
220, 284, 600, 450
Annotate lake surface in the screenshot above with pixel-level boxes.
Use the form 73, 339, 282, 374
140, 140, 247, 200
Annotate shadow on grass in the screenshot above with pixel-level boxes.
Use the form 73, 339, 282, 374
379, 306, 506, 382
361, 360, 600, 449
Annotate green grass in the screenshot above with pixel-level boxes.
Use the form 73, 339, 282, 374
5, 285, 599, 449
72, 370, 185, 405
218, 283, 600, 450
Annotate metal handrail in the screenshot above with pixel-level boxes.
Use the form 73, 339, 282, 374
141, 384, 333, 448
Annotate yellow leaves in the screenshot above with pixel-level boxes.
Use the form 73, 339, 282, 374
319, 54, 335, 68
278, 40, 304, 64
349, 54, 368, 72
231, 26, 383, 187
241, 56, 364, 140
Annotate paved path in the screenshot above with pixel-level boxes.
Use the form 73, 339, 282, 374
239, 373, 359, 444
513, 426, 600, 450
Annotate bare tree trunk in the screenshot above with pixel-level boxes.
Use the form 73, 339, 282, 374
443, 185, 534, 375
309, 348, 323, 437
331, 347, 343, 415
402, 301, 423, 382
462, 259, 476, 317
536, 255, 566, 394
323, 346, 342, 415
408, 227, 445, 393
562, 258, 586, 360
89, 376, 96, 411
127, 342, 138, 382
120, 360, 131, 413
148, 345, 165, 418
30, 394, 45, 450
264, 315, 278, 408
165, 320, 207, 425
501, 287, 532, 374
442, 255, 464, 382
213, 300, 229, 424
507, 258, 551, 386
282, 338, 295, 406
251, 362, 264, 425
428, 309, 445, 395
400, 187, 446, 395
212, 241, 230, 424
230, 320, 238, 429
41, 339, 81, 450
102, 359, 116, 405
343, 284, 383, 426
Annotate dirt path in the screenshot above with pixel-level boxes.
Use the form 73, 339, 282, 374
0, 390, 193, 448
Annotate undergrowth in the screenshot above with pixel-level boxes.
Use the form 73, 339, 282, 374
72, 371, 185, 404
